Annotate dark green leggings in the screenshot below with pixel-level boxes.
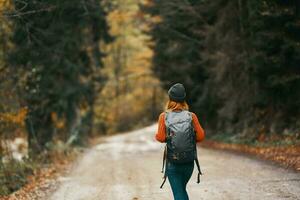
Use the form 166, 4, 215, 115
166, 161, 194, 200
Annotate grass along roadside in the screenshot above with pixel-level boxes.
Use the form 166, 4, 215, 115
0, 147, 83, 200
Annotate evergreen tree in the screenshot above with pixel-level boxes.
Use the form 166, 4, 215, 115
7, 0, 112, 154
248, 0, 300, 114
143, 0, 206, 109
145, 0, 300, 135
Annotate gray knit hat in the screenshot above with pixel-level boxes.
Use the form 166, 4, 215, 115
168, 83, 186, 102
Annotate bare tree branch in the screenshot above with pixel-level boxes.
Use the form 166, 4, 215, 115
160, 25, 202, 45
3, 5, 57, 18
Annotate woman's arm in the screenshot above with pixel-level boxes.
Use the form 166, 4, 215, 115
155, 112, 166, 142
191, 113, 205, 142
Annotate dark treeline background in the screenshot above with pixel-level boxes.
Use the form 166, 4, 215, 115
144, 0, 300, 140
5, 0, 112, 155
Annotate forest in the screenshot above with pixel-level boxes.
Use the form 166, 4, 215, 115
0, 0, 299, 198
144, 0, 300, 142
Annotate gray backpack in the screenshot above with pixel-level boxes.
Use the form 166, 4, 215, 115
160, 110, 202, 188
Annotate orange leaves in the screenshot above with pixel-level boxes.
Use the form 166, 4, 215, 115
151, 15, 162, 23
202, 140, 300, 171
0, 149, 79, 200
0, 108, 28, 126
50, 112, 65, 129
142, 0, 154, 7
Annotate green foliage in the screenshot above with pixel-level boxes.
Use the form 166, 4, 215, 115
248, 0, 300, 110
142, 0, 207, 108
0, 159, 34, 196
145, 0, 300, 136
6, 0, 112, 154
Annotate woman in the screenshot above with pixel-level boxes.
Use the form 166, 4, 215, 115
155, 83, 205, 200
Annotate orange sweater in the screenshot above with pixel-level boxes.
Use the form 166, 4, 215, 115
155, 111, 205, 143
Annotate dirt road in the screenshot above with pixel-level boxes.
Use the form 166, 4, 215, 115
49, 125, 300, 200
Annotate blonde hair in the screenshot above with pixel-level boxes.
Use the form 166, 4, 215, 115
165, 100, 189, 111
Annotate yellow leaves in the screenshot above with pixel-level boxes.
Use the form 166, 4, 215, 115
151, 15, 162, 23
93, 0, 165, 134
0, 107, 28, 126
108, 10, 134, 35
0, 0, 13, 21
0, 0, 12, 9
134, 48, 153, 61
109, 10, 132, 23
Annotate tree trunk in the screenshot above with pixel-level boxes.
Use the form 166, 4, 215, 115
26, 109, 53, 157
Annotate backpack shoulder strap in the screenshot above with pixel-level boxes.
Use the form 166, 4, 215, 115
160, 111, 170, 189
195, 158, 203, 184
160, 145, 167, 189
164, 111, 170, 125
189, 111, 202, 184
164, 111, 171, 136
187, 111, 192, 121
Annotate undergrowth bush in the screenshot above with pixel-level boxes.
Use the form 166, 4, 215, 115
0, 159, 34, 196
0, 142, 80, 197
